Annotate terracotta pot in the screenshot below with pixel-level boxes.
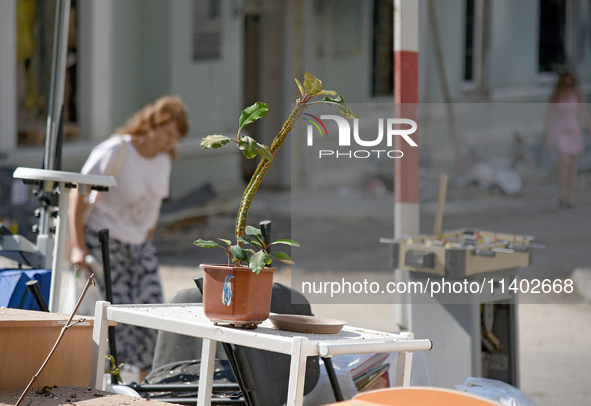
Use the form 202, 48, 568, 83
199, 264, 277, 327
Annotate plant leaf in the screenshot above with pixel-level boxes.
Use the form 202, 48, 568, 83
239, 136, 259, 159
264, 252, 273, 265
312, 89, 338, 97
237, 236, 262, 247
303, 72, 318, 93
201, 135, 231, 149
194, 239, 220, 248
230, 245, 248, 261
301, 72, 337, 98
245, 225, 262, 238
294, 78, 305, 97
239, 137, 274, 161
316, 95, 360, 120
218, 238, 232, 246
256, 143, 274, 161
238, 136, 273, 161
245, 225, 265, 245
270, 239, 300, 247
239, 102, 269, 130
249, 250, 267, 274
271, 251, 294, 264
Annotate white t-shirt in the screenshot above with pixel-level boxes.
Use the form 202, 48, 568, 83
81, 134, 171, 244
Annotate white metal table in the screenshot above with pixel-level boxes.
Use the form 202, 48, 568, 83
90, 302, 432, 406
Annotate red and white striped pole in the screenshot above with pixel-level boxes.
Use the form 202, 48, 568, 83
394, 0, 420, 239
393, 0, 419, 330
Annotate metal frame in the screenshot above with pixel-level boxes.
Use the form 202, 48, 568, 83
11, 168, 116, 311
408, 268, 520, 388
90, 302, 432, 406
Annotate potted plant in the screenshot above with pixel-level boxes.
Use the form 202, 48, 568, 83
194, 72, 358, 328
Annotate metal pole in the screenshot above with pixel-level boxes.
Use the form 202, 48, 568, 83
26, 280, 49, 312
48, 183, 70, 312
35, 0, 70, 311
394, 0, 420, 331
394, 0, 420, 238
44, 0, 70, 171
40, 0, 70, 236
317, 338, 432, 357
98, 229, 119, 386
427, 0, 464, 174
321, 357, 345, 402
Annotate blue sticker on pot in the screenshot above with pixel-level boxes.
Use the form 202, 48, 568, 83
222, 274, 235, 306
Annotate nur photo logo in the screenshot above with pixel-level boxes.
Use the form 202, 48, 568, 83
303, 113, 329, 138
305, 115, 418, 159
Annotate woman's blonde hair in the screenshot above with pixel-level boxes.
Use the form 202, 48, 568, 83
117, 96, 189, 159
549, 71, 579, 103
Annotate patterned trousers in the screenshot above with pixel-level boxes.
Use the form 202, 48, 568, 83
85, 227, 163, 371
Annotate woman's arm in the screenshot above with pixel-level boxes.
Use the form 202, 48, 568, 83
69, 190, 90, 269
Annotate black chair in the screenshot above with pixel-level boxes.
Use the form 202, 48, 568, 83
222, 282, 321, 406
133, 287, 242, 405
151, 287, 228, 370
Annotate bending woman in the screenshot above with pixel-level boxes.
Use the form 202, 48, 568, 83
69, 96, 189, 376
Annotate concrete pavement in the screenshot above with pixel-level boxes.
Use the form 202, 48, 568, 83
157, 175, 591, 406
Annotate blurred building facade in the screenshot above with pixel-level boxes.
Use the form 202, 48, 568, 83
1, 0, 591, 198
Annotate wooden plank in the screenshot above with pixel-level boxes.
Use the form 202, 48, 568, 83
0, 309, 113, 390
0, 308, 92, 326
0, 325, 92, 390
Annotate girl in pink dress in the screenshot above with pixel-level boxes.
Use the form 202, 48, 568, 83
545, 72, 591, 209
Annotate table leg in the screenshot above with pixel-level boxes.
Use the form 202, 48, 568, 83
394, 332, 414, 386
90, 301, 110, 389
197, 338, 218, 406
286, 337, 307, 406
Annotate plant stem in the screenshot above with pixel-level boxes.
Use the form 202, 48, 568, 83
235, 102, 306, 239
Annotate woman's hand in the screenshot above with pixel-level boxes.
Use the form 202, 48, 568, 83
70, 245, 90, 272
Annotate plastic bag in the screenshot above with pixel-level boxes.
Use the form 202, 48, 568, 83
302, 357, 359, 406
60, 264, 104, 316
455, 377, 538, 406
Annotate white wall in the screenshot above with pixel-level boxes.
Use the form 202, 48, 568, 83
138, 0, 172, 106
111, 0, 144, 130
165, 0, 245, 198
309, 0, 374, 102
573, 0, 591, 82
78, 0, 114, 141
170, 0, 244, 136
110, 0, 172, 130
489, 0, 539, 91
423, 0, 466, 103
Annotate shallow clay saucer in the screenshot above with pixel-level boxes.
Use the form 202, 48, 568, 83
269, 314, 347, 334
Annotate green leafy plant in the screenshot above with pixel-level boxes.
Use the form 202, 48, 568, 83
194, 225, 299, 274
195, 72, 358, 273
105, 354, 124, 384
